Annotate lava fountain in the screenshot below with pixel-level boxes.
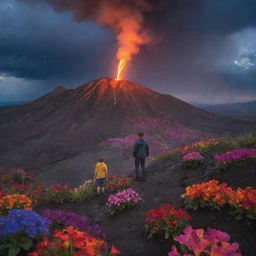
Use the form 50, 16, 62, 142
36, 0, 153, 81
116, 59, 126, 81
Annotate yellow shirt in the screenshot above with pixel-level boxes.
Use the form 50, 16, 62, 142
94, 162, 108, 179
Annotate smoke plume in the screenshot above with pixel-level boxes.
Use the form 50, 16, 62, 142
26, 0, 153, 63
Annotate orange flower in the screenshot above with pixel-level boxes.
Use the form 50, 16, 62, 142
29, 226, 110, 256
38, 237, 51, 249
54, 232, 70, 241
0, 194, 32, 214
182, 180, 256, 219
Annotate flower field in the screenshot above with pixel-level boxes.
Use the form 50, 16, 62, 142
0, 170, 135, 255
0, 170, 134, 206
153, 134, 256, 170
102, 118, 215, 157
0, 207, 120, 256
1, 134, 256, 255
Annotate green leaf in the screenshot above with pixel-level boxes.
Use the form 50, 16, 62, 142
0, 243, 9, 252
8, 247, 20, 256
19, 238, 33, 251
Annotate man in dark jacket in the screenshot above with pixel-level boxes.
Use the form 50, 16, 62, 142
132, 131, 149, 181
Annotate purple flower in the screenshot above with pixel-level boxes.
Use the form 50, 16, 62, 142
215, 148, 255, 163
102, 118, 217, 157
41, 209, 105, 239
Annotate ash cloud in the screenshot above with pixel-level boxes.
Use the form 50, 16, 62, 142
25, 0, 155, 61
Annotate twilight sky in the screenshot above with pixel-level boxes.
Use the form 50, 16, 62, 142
0, 0, 256, 104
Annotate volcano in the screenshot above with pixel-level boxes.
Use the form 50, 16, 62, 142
0, 78, 254, 185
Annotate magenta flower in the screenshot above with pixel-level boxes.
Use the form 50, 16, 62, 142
41, 209, 105, 239
169, 226, 241, 256
204, 228, 230, 243
102, 117, 215, 157
168, 245, 182, 256
215, 148, 255, 163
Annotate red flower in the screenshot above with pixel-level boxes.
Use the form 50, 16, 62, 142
153, 226, 159, 230
110, 245, 121, 255
169, 220, 177, 226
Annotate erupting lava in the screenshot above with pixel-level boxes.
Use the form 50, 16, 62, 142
36, 0, 152, 82
116, 59, 126, 81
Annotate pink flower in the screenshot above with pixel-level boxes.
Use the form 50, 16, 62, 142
183, 152, 204, 161
168, 245, 182, 256
106, 189, 141, 211
168, 245, 193, 256
205, 228, 230, 243
170, 227, 241, 256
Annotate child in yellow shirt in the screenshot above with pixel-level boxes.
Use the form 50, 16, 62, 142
94, 156, 108, 195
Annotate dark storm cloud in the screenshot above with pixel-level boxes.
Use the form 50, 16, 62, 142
196, 0, 256, 34
147, 0, 256, 34
133, 0, 256, 103
2, 0, 256, 80
1, 0, 256, 103
0, 0, 115, 80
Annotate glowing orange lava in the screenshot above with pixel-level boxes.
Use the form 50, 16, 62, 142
116, 59, 126, 81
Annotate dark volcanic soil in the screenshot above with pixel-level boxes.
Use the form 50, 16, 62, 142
35, 160, 256, 256
1, 78, 255, 186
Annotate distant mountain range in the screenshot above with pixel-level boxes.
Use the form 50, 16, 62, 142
197, 101, 256, 120
0, 101, 27, 106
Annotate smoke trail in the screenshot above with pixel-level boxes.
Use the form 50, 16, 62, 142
25, 0, 153, 63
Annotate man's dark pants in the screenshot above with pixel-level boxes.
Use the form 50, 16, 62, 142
135, 158, 146, 180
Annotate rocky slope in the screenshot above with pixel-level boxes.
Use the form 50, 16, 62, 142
0, 78, 255, 185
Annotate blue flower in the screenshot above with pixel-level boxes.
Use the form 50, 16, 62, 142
0, 209, 49, 238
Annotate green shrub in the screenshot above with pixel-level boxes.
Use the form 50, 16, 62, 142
69, 183, 96, 202
152, 149, 181, 164
218, 134, 256, 151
